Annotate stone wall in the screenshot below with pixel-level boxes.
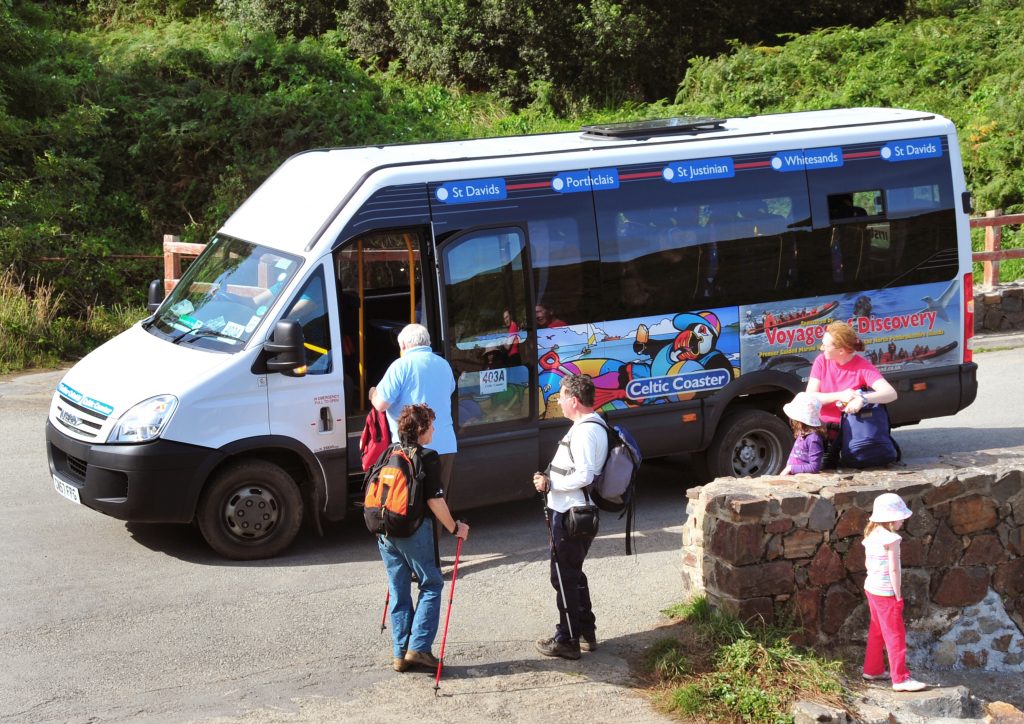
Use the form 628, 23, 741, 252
680, 458, 1024, 672
974, 281, 1024, 333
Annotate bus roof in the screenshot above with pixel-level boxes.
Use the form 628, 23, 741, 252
220, 107, 949, 254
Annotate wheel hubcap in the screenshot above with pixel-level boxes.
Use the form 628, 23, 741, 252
732, 431, 778, 477
223, 487, 280, 540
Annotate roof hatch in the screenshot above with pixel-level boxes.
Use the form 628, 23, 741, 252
581, 116, 727, 140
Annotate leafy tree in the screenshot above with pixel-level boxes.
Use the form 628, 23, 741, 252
215, 0, 343, 37
340, 0, 903, 109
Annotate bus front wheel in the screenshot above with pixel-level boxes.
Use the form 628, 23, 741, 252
705, 409, 791, 479
197, 460, 304, 560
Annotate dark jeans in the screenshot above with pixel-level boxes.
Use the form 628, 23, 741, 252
823, 422, 841, 469
548, 509, 597, 643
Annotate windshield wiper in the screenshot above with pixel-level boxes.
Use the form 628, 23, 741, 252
179, 328, 239, 345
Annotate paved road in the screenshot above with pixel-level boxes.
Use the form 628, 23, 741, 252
1, 368, 686, 723
1, 344, 1020, 723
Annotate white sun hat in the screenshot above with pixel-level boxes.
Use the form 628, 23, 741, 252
783, 392, 822, 427
869, 492, 913, 523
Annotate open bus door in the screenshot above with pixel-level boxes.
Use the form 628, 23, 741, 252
337, 230, 424, 481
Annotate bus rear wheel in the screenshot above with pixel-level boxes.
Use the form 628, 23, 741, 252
197, 460, 303, 560
705, 409, 791, 479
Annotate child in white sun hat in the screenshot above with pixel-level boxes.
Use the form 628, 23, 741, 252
861, 492, 927, 692
780, 392, 825, 475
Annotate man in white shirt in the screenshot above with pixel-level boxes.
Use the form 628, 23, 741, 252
532, 374, 608, 660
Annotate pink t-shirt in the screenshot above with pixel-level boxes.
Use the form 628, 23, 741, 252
810, 353, 884, 425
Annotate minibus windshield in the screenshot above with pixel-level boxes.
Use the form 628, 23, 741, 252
146, 235, 302, 352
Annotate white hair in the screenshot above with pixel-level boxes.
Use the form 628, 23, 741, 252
397, 323, 431, 349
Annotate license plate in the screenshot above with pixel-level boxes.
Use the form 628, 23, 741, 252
53, 475, 81, 505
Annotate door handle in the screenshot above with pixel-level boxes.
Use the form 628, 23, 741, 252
319, 406, 333, 433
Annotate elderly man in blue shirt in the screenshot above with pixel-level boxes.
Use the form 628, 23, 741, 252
369, 323, 458, 491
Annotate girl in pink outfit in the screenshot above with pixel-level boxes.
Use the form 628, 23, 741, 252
861, 493, 927, 692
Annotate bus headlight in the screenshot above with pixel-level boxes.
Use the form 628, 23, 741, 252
108, 395, 178, 443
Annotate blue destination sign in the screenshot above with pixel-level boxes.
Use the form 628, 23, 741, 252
625, 368, 732, 400
552, 168, 619, 193
881, 137, 942, 162
662, 157, 734, 183
58, 381, 114, 416
771, 146, 843, 172
435, 178, 507, 204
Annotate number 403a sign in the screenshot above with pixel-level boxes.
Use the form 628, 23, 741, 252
479, 368, 507, 394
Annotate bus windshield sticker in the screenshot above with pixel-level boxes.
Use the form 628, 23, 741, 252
435, 178, 507, 204
770, 147, 843, 172
552, 168, 619, 193
881, 137, 943, 162
662, 157, 735, 183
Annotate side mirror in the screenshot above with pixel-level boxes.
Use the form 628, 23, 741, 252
147, 279, 165, 313
264, 319, 307, 377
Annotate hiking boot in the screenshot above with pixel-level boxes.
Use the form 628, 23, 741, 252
404, 649, 439, 669
580, 633, 598, 652
535, 637, 581, 660
862, 671, 890, 682
392, 656, 410, 672
892, 678, 927, 692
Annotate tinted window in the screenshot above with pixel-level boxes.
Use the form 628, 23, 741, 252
593, 156, 811, 315
283, 267, 331, 374
806, 140, 958, 292
442, 228, 531, 428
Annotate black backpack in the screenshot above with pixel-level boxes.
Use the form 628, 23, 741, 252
839, 403, 901, 469
362, 443, 427, 537
570, 418, 643, 554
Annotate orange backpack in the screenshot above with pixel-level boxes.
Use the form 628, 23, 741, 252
362, 444, 426, 537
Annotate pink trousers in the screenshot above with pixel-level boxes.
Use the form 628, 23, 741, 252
864, 591, 910, 683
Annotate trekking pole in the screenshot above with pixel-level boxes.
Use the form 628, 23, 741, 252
380, 587, 390, 634
541, 493, 574, 641
433, 534, 464, 694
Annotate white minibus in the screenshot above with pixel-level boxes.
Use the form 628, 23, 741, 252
46, 108, 978, 558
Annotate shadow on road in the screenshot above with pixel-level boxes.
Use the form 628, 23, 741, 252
894, 425, 1024, 457
123, 456, 698, 570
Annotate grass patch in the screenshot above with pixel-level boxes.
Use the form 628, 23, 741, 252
0, 269, 146, 374
646, 597, 847, 723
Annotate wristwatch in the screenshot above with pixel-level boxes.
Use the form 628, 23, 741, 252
858, 390, 869, 404
449, 521, 459, 536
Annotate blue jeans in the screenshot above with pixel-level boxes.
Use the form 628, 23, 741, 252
378, 521, 444, 658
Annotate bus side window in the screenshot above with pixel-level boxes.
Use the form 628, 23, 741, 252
442, 228, 531, 428
595, 204, 703, 318
281, 268, 332, 375
529, 215, 600, 327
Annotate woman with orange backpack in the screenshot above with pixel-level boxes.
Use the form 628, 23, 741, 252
374, 404, 469, 673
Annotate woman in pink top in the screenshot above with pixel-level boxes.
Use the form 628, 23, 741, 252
806, 321, 897, 464
861, 493, 927, 692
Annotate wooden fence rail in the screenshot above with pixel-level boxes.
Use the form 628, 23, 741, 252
968, 209, 1024, 287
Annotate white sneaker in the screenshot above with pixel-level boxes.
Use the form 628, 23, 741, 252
862, 671, 890, 681
892, 678, 927, 692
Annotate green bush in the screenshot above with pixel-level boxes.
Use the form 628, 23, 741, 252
340, 0, 901, 110
214, 0, 341, 37
0, 269, 146, 373
673, 0, 1024, 215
